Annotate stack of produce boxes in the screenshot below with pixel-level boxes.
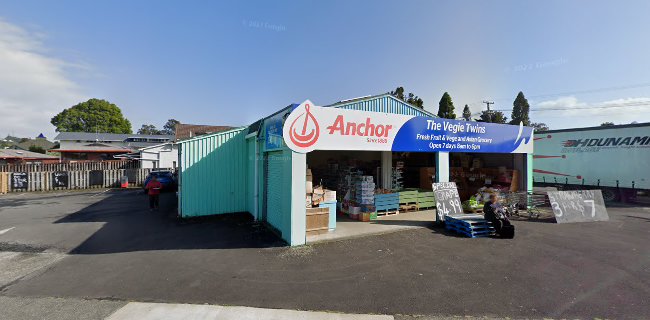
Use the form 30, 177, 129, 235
354, 176, 376, 221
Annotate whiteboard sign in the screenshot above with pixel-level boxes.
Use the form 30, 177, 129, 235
432, 182, 463, 223
546, 190, 609, 223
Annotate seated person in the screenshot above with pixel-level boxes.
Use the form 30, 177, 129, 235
483, 193, 511, 235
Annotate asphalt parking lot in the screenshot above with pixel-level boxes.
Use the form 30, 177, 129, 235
0, 190, 649, 319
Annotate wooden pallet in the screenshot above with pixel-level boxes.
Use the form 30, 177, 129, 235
376, 209, 399, 217
444, 215, 495, 238
446, 224, 493, 238
417, 202, 436, 210
400, 204, 417, 212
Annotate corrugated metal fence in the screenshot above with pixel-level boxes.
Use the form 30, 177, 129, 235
0, 160, 139, 173
0, 168, 152, 193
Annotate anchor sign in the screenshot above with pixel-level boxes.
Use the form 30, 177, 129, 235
289, 103, 320, 149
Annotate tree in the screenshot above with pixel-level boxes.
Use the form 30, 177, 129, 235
390, 86, 424, 108
462, 104, 472, 121
51, 99, 132, 133
137, 124, 161, 135
530, 122, 549, 132
476, 110, 508, 123
28, 145, 46, 154
601, 122, 615, 126
509, 91, 530, 126
161, 119, 180, 135
390, 87, 405, 101
437, 92, 456, 119
406, 93, 424, 108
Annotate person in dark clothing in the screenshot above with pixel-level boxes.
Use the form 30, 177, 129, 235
483, 193, 511, 235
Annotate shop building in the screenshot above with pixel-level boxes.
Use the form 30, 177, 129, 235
178, 94, 534, 246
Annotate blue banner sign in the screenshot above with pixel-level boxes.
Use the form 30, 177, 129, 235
392, 117, 533, 153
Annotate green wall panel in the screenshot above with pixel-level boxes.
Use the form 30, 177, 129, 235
265, 150, 288, 235
179, 128, 248, 217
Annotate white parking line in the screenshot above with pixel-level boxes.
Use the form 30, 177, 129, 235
106, 302, 394, 320
0, 227, 15, 235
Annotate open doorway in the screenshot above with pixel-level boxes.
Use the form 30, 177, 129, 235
305, 150, 437, 243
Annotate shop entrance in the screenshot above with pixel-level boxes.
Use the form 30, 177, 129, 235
304, 150, 437, 243
303, 150, 527, 242
448, 153, 526, 212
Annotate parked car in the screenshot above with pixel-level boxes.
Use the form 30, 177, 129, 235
143, 170, 177, 192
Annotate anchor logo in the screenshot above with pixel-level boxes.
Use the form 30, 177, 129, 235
289, 103, 320, 149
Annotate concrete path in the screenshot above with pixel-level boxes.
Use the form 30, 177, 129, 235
106, 302, 393, 320
0, 296, 125, 320
307, 210, 436, 243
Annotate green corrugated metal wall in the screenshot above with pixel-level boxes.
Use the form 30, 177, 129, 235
265, 151, 286, 233
245, 137, 254, 216
178, 128, 248, 217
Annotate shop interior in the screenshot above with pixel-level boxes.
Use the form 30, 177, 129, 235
304, 150, 524, 242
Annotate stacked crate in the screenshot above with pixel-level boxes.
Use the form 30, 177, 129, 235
354, 176, 376, 221
391, 162, 404, 191
374, 192, 399, 217
398, 189, 418, 212
417, 190, 436, 210
444, 215, 495, 238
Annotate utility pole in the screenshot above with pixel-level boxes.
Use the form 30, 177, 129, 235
482, 100, 494, 122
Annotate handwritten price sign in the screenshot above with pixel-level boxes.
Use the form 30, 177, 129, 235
546, 190, 609, 223
432, 182, 463, 223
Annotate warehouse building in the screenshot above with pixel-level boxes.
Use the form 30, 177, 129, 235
177, 94, 534, 246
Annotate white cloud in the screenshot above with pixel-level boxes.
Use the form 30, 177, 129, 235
0, 18, 86, 139
532, 96, 650, 128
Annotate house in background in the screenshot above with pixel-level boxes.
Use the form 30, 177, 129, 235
50, 132, 174, 161
138, 142, 179, 169
0, 149, 58, 165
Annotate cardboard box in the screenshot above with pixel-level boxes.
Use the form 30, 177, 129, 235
312, 192, 324, 205
419, 167, 436, 189
306, 207, 329, 234
324, 190, 336, 202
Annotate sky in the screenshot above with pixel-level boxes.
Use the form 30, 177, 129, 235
1, 0, 649, 139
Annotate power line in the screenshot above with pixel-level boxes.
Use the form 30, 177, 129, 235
468, 82, 650, 106
470, 101, 650, 116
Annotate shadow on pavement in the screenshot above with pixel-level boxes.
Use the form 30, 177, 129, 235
55, 190, 284, 254
0, 191, 100, 209
623, 215, 650, 222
